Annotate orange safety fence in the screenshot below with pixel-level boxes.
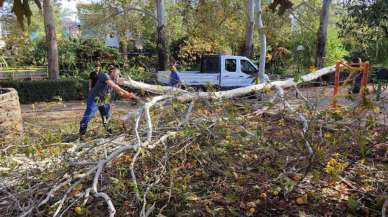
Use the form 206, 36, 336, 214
331, 61, 369, 108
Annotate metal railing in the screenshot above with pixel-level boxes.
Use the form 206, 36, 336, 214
0, 56, 48, 80
0, 66, 48, 80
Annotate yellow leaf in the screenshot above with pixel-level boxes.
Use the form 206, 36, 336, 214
74, 206, 82, 215
296, 195, 308, 205
266, 53, 272, 62
289, 172, 302, 181
324, 132, 333, 140
309, 65, 317, 72
372, 106, 380, 113
194, 170, 202, 177
262, 86, 271, 94
187, 195, 200, 201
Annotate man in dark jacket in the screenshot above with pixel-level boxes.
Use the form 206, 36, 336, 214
169, 60, 181, 88
80, 66, 133, 140
89, 63, 102, 92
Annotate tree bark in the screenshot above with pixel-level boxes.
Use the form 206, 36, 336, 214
122, 39, 129, 67
156, 0, 169, 71
122, 65, 336, 99
243, 0, 255, 58
43, 0, 59, 80
255, 0, 267, 82
122, 3, 129, 67
315, 0, 332, 69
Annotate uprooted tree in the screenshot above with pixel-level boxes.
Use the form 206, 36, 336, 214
1, 63, 387, 216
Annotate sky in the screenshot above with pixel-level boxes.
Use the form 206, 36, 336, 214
59, 0, 92, 21
60, 0, 90, 12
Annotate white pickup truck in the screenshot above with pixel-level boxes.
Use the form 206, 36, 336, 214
157, 55, 266, 88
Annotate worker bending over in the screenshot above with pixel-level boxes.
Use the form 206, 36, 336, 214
79, 66, 133, 140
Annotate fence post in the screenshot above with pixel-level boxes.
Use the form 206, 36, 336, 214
361, 62, 369, 96
332, 61, 341, 108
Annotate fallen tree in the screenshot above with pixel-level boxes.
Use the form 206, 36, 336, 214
121, 66, 336, 98
2, 65, 387, 217
120, 65, 336, 155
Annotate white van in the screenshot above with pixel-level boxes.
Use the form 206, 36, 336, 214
157, 55, 262, 88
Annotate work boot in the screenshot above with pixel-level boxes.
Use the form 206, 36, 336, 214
105, 128, 113, 138
79, 134, 85, 142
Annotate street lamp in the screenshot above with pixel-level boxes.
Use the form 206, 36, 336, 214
296, 44, 304, 75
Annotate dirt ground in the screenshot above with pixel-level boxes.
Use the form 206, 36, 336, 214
279, 85, 388, 125
21, 100, 139, 128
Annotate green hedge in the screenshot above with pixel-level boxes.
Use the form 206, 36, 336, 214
0, 80, 88, 103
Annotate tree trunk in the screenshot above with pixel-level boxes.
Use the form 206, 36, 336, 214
122, 39, 129, 67
43, 0, 59, 80
255, 0, 267, 82
122, 65, 336, 99
315, 0, 332, 69
122, 4, 129, 67
156, 0, 169, 71
243, 0, 255, 58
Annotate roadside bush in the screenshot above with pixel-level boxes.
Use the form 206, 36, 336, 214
266, 47, 293, 78
0, 80, 88, 103
325, 27, 348, 66
58, 39, 79, 77
27, 38, 47, 66
59, 39, 123, 78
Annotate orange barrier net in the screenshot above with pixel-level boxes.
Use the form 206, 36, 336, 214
331, 61, 369, 108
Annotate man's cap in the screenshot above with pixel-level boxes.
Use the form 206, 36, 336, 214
108, 64, 115, 70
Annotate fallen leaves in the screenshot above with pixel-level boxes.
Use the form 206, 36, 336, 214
287, 172, 303, 181
296, 194, 308, 205
74, 206, 82, 215
3, 93, 387, 217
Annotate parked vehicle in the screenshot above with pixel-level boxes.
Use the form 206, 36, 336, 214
157, 55, 264, 88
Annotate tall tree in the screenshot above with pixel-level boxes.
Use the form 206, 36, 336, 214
0, 0, 36, 30
43, 0, 59, 79
243, 0, 255, 58
0, 0, 59, 78
255, 0, 267, 82
121, 2, 129, 67
338, 0, 388, 64
156, 0, 169, 70
255, 0, 294, 81
315, 0, 332, 69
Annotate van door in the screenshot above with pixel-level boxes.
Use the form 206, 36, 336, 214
220, 58, 244, 87
240, 59, 258, 85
